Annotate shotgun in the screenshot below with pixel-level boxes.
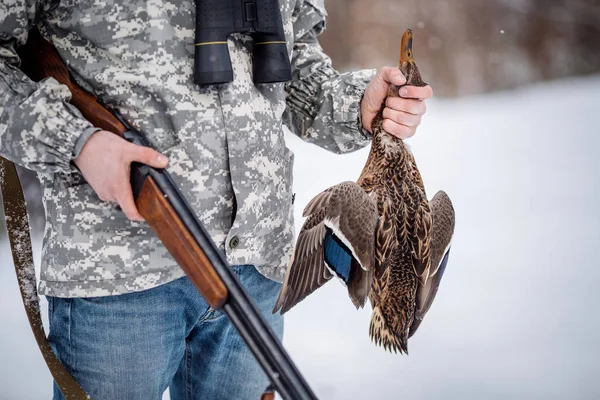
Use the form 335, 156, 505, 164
15, 28, 318, 400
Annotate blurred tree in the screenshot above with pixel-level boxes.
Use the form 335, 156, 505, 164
320, 0, 600, 97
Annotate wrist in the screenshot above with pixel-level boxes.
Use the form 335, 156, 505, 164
73, 129, 113, 170
359, 96, 373, 136
73, 127, 102, 160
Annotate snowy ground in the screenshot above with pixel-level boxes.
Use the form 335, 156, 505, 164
1, 75, 600, 399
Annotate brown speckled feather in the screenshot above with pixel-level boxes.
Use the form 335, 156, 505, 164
360, 30, 449, 354
409, 191, 455, 337
273, 182, 379, 314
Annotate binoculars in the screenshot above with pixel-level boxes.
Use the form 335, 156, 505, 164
194, 0, 292, 86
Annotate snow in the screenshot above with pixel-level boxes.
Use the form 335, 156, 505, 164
0, 233, 49, 400
2, 75, 600, 399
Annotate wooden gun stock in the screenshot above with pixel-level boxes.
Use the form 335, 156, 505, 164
136, 176, 228, 308
19, 30, 125, 135
19, 29, 228, 309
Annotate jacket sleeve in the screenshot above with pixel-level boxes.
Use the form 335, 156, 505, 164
0, 0, 98, 173
283, 0, 376, 154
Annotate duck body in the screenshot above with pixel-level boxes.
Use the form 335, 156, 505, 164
273, 30, 455, 355
358, 84, 432, 354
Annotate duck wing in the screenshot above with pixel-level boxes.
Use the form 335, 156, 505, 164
409, 191, 455, 337
273, 182, 379, 314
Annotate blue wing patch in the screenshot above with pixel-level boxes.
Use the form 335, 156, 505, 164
324, 229, 353, 284
436, 247, 451, 279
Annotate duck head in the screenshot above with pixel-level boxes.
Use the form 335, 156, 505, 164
399, 29, 427, 88
377, 30, 428, 152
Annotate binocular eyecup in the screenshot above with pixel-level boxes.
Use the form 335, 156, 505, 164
194, 0, 292, 86
194, 42, 233, 86
194, 37, 291, 86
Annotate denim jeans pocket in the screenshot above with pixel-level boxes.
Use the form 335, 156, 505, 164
199, 307, 223, 322
201, 265, 254, 322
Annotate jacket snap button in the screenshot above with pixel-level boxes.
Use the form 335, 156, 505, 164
229, 236, 240, 249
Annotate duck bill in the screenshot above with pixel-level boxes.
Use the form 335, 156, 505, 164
400, 29, 414, 65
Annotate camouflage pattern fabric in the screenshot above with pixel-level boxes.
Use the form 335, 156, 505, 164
0, 0, 375, 298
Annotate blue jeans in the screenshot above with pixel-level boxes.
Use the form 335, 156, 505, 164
47, 265, 284, 400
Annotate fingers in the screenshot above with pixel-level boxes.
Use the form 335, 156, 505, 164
97, 166, 144, 221
115, 187, 144, 221
116, 145, 168, 221
75, 129, 168, 222
399, 85, 433, 100
382, 95, 426, 139
130, 145, 169, 169
382, 119, 416, 140
111, 162, 144, 221
380, 66, 407, 86
386, 97, 426, 116
361, 67, 408, 133
382, 107, 422, 129
363, 67, 406, 113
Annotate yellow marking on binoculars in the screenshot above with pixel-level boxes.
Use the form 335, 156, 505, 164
195, 40, 286, 47
254, 41, 287, 45
195, 41, 228, 46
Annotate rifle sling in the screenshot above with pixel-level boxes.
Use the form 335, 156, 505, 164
0, 157, 91, 400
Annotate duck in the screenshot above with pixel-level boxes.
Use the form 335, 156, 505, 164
273, 29, 455, 355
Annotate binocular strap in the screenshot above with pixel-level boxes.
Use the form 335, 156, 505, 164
0, 157, 91, 400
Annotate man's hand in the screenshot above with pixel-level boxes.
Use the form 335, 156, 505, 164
361, 67, 433, 139
74, 130, 169, 221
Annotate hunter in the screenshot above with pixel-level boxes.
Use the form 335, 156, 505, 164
0, 0, 432, 399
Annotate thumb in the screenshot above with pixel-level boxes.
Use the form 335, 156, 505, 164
364, 67, 406, 113
130, 145, 169, 169
361, 67, 406, 132
379, 66, 407, 87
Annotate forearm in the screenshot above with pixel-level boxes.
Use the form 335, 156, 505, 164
284, 0, 375, 154
0, 62, 97, 173
284, 48, 375, 154
0, 0, 97, 173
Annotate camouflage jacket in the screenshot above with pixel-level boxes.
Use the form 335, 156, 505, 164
0, 0, 374, 298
